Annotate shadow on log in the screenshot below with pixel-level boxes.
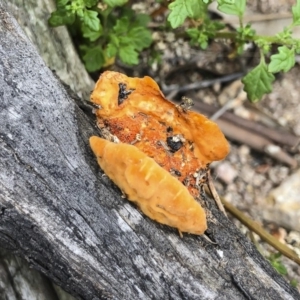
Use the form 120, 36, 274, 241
0, 2, 299, 299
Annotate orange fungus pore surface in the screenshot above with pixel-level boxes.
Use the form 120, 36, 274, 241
91, 71, 230, 197
89, 136, 207, 235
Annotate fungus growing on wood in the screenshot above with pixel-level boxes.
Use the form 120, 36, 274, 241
90, 136, 207, 235
91, 71, 229, 197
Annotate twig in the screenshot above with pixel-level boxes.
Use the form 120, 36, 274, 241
206, 169, 227, 217
205, 187, 300, 266
195, 102, 298, 148
162, 72, 244, 99
215, 118, 297, 168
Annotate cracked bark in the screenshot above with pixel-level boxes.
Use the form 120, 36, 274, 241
0, 1, 299, 299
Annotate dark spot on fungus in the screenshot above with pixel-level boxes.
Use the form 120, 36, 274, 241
167, 126, 173, 133
166, 136, 183, 152
170, 168, 182, 177
118, 83, 134, 105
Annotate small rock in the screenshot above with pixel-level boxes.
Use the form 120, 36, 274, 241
215, 161, 238, 184
237, 145, 250, 164
240, 165, 255, 183
286, 231, 300, 258
263, 169, 300, 231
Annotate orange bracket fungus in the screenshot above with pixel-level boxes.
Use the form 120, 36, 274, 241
90, 71, 229, 235
90, 136, 207, 235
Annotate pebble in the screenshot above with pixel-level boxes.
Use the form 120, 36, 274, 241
215, 161, 238, 184
263, 169, 300, 231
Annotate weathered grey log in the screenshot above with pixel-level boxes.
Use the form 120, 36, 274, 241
0, 248, 76, 300
1, 1, 91, 299
0, 2, 299, 300
6, 0, 94, 101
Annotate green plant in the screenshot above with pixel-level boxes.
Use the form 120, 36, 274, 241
268, 252, 288, 275
168, 0, 300, 102
267, 252, 299, 288
49, 0, 152, 72
49, 0, 300, 101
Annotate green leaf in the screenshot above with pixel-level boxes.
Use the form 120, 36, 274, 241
290, 279, 298, 288
104, 0, 128, 7
118, 36, 132, 45
81, 23, 102, 41
198, 33, 209, 49
271, 260, 288, 275
186, 0, 206, 19
82, 9, 100, 31
268, 253, 288, 275
48, 9, 75, 26
268, 46, 295, 73
134, 14, 151, 27
168, 0, 207, 28
237, 23, 255, 39
296, 40, 300, 53
118, 45, 139, 65
57, 0, 69, 8
186, 28, 199, 41
68, 1, 85, 15
113, 17, 129, 34
108, 34, 120, 47
186, 28, 209, 49
167, 0, 191, 28
127, 27, 152, 51
84, 0, 98, 7
242, 61, 275, 102
105, 43, 118, 58
217, 0, 246, 17
276, 27, 292, 41
292, 0, 300, 26
82, 47, 105, 72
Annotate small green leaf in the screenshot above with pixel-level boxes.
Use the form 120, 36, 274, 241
81, 23, 102, 41
127, 27, 152, 51
105, 43, 118, 58
48, 9, 75, 26
271, 260, 288, 275
237, 23, 255, 39
57, 0, 69, 8
276, 27, 292, 41
186, 0, 206, 19
134, 14, 151, 27
274, 262, 288, 275
290, 279, 298, 288
198, 33, 209, 49
84, 0, 98, 7
82, 47, 105, 72
268, 46, 295, 73
113, 17, 129, 34
186, 28, 209, 49
119, 45, 139, 65
217, 0, 246, 17
168, 0, 206, 28
296, 40, 300, 53
292, 0, 300, 26
167, 0, 190, 28
242, 61, 275, 102
186, 28, 199, 41
118, 36, 132, 45
108, 34, 120, 47
83, 10, 100, 31
69, 1, 85, 14
104, 0, 128, 7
